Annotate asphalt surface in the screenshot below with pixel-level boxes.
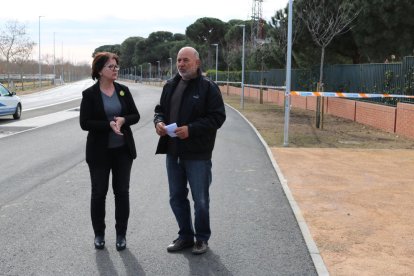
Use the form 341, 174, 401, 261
0, 82, 317, 275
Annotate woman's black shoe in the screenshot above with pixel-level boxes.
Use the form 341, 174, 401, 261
94, 236, 105, 249
116, 235, 126, 251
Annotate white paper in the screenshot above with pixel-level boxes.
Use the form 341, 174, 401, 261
165, 123, 177, 137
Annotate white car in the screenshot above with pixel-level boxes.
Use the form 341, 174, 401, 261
0, 83, 22, 119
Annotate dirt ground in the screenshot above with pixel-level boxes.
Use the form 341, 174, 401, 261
223, 95, 414, 276
272, 148, 414, 276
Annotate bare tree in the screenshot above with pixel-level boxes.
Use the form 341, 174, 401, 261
42, 53, 54, 68
11, 40, 35, 90
0, 20, 35, 84
298, 0, 360, 128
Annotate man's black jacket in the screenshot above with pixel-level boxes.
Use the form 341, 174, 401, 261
154, 72, 226, 160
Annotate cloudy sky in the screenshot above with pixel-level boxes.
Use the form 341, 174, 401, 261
1, 0, 289, 64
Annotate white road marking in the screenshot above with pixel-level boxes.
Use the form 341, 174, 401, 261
0, 108, 80, 139
24, 97, 82, 111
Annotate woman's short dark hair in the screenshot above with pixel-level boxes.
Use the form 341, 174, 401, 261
91, 52, 119, 80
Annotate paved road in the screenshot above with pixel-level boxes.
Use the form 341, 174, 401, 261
21, 80, 92, 111
0, 82, 317, 275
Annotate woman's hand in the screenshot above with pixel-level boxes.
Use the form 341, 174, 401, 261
110, 120, 123, 135
114, 116, 125, 129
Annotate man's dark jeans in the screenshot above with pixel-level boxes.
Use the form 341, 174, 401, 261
166, 154, 212, 241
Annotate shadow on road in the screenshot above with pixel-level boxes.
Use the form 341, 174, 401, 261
120, 248, 146, 276
183, 249, 233, 276
95, 249, 117, 276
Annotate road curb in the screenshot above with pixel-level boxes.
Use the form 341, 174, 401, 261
225, 103, 329, 276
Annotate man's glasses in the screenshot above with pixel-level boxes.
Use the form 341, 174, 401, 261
105, 64, 120, 71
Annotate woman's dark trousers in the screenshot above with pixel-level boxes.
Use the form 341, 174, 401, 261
88, 146, 133, 237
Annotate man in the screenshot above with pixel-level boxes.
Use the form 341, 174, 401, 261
154, 46, 226, 255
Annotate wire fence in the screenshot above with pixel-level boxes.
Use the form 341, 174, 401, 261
214, 56, 414, 106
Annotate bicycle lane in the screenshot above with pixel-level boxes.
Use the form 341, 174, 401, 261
216, 105, 325, 275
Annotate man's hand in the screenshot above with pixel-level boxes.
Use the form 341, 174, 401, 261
175, 125, 189, 139
156, 122, 167, 136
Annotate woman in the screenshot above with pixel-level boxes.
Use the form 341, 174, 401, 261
80, 52, 140, 251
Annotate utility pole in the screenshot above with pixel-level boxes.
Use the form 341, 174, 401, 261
238, 25, 246, 109
283, 0, 293, 147
38, 16, 45, 88
211, 44, 218, 81
53, 32, 56, 84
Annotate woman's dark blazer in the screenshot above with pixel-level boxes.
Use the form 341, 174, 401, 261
79, 81, 140, 165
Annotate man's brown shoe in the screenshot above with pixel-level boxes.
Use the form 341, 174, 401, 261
192, 240, 208, 255
167, 238, 194, 252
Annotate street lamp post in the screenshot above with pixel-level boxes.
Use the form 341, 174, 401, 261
168, 57, 173, 78
53, 32, 56, 83
38, 16, 44, 88
238, 25, 246, 109
283, 0, 294, 147
156, 60, 160, 79
61, 41, 64, 82
211, 44, 218, 82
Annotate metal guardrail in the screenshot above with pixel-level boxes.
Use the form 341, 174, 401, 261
0, 74, 55, 80
216, 81, 285, 90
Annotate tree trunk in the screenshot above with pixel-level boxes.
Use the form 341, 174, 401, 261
319, 47, 325, 85
260, 58, 264, 104
5, 58, 11, 86
316, 46, 325, 128
20, 70, 24, 91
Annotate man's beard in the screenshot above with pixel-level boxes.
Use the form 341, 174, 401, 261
179, 69, 197, 80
